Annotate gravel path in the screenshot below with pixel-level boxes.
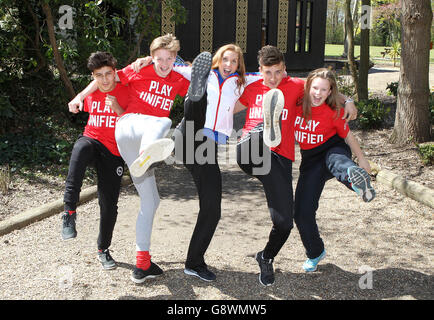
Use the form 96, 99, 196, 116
0, 144, 432, 301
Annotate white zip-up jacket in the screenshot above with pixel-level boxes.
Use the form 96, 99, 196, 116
173, 65, 260, 137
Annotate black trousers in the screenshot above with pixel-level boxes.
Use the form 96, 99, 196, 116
174, 94, 221, 269
64, 135, 124, 250
237, 130, 294, 260
294, 138, 354, 259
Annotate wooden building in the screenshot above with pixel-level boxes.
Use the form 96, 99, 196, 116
160, 0, 328, 71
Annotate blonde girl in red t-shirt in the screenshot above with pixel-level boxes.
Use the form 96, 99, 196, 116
293, 68, 376, 273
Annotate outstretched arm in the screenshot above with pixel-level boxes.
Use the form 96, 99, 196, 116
68, 80, 98, 113
345, 131, 371, 174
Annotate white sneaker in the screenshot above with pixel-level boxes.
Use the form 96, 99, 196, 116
129, 138, 174, 178
262, 88, 285, 148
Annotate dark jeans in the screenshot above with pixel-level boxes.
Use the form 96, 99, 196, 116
64, 135, 124, 250
294, 138, 354, 259
237, 130, 294, 260
174, 94, 222, 269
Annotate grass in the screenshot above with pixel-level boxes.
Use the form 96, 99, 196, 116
325, 44, 434, 64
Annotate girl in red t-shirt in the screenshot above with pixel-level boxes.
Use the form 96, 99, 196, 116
293, 68, 376, 273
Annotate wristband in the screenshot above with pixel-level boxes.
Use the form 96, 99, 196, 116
344, 98, 354, 104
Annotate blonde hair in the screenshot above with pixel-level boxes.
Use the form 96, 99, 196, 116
302, 68, 342, 121
150, 34, 180, 56
211, 44, 246, 91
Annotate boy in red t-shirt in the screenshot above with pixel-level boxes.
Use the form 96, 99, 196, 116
235, 46, 358, 286
68, 35, 189, 283
294, 68, 375, 273
62, 52, 128, 271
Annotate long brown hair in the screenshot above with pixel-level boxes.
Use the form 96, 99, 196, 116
211, 44, 246, 92
302, 68, 342, 121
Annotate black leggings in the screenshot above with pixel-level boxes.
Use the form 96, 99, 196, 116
173, 94, 221, 269
236, 130, 293, 259
64, 135, 124, 250
294, 140, 354, 259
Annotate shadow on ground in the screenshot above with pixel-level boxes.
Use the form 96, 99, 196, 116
117, 261, 433, 300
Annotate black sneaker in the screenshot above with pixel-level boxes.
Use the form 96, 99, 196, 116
184, 265, 216, 282
61, 211, 77, 240
262, 88, 284, 148
130, 262, 163, 284
255, 251, 275, 286
187, 52, 212, 101
97, 249, 117, 270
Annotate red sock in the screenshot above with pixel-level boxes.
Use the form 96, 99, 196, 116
136, 251, 151, 270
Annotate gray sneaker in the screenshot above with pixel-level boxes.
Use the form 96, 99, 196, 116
61, 211, 77, 240
187, 51, 212, 102
347, 166, 376, 202
97, 249, 117, 270
255, 251, 275, 286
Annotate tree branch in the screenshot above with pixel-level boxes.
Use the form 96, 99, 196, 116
41, 1, 76, 99
126, 2, 159, 64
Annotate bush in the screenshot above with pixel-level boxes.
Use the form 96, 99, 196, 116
386, 81, 399, 97
0, 127, 78, 170
355, 98, 390, 129
336, 71, 356, 97
417, 143, 434, 166
169, 95, 186, 128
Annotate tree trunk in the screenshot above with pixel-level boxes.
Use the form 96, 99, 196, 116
342, 0, 358, 58
41, 2, 76, 99
391, 0, 432, 144
358, 0, 370, 100
24, 0, 46, 73
345, 0, 359, 99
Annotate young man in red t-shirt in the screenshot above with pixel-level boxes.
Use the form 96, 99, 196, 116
68, 34, 190, 283
63, 52, 128, 270
235, 46, 357, 286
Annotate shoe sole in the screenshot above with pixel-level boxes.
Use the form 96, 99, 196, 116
255, 252, 275, 286
129, 138, 174, 178
348, 166, 376, 202
303, 251, 326, 272
184, 268, 216, 282
61, 232, 77, 241
96, 256, 117, 270
97, 260, 117, 270
130, 273, 162, 284
188, 52, 212, 102
263, 89, 284, 148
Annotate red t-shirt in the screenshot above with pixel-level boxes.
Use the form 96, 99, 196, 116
83, 83, 129, 156
117, 64, 189, 117
239, 77, 305, 161
294, 103, 349, 150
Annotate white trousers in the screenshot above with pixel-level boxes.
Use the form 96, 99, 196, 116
115, 113, 172, 251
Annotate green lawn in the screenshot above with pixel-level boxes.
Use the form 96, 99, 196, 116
325, 44, 434, 64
